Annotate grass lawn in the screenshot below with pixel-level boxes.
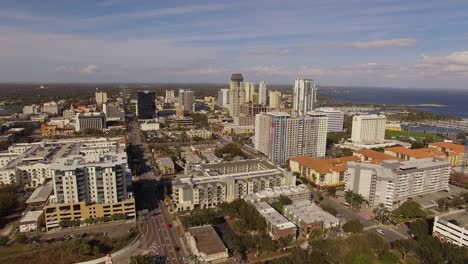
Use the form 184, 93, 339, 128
385, 129, 445, 142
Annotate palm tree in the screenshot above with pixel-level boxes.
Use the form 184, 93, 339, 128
373, 203, 393, 224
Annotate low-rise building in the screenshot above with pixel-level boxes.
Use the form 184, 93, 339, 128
183, 154, 204, 165
433, 210, 468, 247
284, 200, 340, 238
186, 129, 212, 140
41, 124, 75, 137
252, 201, 297, 240
429, 142, 466, 167
201, 152, 222, 164
156, 157, 175, 175
221, 124, 255, 136
384, 146, 445, 161
140, 120, 160, 131
244, 184, 311, 203
186, 225, 229, 262
26, 182, 54, 209
289, 156, 360, 188
353, 149, 400, 164
19, 210, 43, 233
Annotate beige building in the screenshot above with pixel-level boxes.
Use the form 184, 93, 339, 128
289, 156, 360, 188
384, 146, 445, 161
351, 114, 386, 143
95, 91, 108, 106
156, 157, 175, 175
186, 129, 212, 140
228, 73, 246, 117
429, 142, 466, 167
186, 225, 229, 262
269, 90, 282, 109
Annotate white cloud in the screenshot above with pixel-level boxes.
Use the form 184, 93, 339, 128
250, 65, 291, 76
81, 64, 99, 74
297, 66, 323, 77
344, 38, 416, 49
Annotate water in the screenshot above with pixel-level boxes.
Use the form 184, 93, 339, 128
319, 87, 468, 118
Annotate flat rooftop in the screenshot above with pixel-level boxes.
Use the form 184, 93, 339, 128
26, 182, 53, 204
285, 200, 339, 226
188, 225, 227, 255
440, 210, 468, 229
253, 202, 296, 230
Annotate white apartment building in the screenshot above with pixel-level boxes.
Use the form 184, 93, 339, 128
0, 138, 125, 187
186, 129, 212, 140
23, 104, 41, 115
244, 81, 256, 103
172, 159, 296, 211
293, 79, 316, 117
63, 105, 75, 120
269, 91, 282, 109
255, 112, 328, 163
351, 114, 386, 143
314, 107, 344, 132
140, 120, 160, 131
42, 102, 60, 115
345, 158, 450, 209
165, 90, 176, 103
95, 91, 108, 106
217, 89, 229, 108
228, 74, 246, 117
433, 211, 468, 247
258, 81, 267, 106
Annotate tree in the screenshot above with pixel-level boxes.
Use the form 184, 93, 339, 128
379, 252, 400, 264
409, 218, 429, 238
327, 187, 337, 197
392, 239, 417, 262
373, 203, 393, 224
319, 174, 325, 184
0, 184, 20, 217
411, 141, 425, 149
342, 219, 363, 233
437, 198, 449, 211
392, 201, 426, 219
0, 236, 8, 246
345, 190, 365, 208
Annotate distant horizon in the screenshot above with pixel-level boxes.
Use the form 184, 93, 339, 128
0, 81, 465, 91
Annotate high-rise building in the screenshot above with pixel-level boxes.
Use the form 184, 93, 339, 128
217, 88, 229, 108
178, 89, 195, 112
258, 81, 267, 105
23, 104, 41, 115
255, 112, 328, 163
95, 91, 108, 107
351, 114, 386, 143
269, 91, 282, 109
293, 79, 316, 116
103, 102, 124, 120
42, 102, 60, 115
63, 105, 75, 120
314, 107, 344, 132
229, 73, 246, 117
345, 158, 450, 209
137, 91, 156, 120
75, 112, 106, 131
244, 82, 256, 103
240, 103, 268, 116
165, 90, 176, 103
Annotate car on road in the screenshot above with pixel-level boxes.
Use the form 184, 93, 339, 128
343, 202, 350, 207
166, 223, 172, 229
376, 229, 385, 234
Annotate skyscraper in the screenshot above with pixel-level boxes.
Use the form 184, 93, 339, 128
229, 73, 246, 117
178, 89, 195, 111
95, 91, 108, 107
137, 91, 156, 120
293, 79, 316, 116
217, 88, 229, 108
254, 112, 328, 163
314, 107, 344, 132
165, 90, 176, 103
269, 90, 282, 109
258, 81, 267, 105
351, 114, 386, 143
244, 81, 256, 103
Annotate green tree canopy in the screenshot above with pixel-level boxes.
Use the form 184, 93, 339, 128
342, 219, 363, 233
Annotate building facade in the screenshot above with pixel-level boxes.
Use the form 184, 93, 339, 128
269, 91, 282, 109
217, 88, 229, 108
254, 112, 328, 163
75, 112, 106, 132
244, 81, 256, 103
314, 107, 344, 132
258, 81, 267, 106
165, 90, 176, 103
137, 91, 156, 120
42, 102, 60, 115
351, 114, 386, 143
433, 211, 468, 247
178, 89, 195, 112
95, 91, 108, 107
228, 74, 246, 117
293, 79, 316, 117
345, 158, 450, 209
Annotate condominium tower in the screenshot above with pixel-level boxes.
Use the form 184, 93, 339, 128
269, 91, 282, 109
178, 89, 195, 112
254, 112, 328, 163
258, 81, 268, 105
244, 82, 256, 103
293, 79, 316, 116
137, 91, 156, 120
95, 91, 108, 107
217, 88, 229, 108
229, 73, 246, 117
314, 107, 344, 132
345, 158, 450, 209
351, 114, 386, 142
165, 90, 176, 103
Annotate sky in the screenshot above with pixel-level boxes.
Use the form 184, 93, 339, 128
0, 0, 468, 88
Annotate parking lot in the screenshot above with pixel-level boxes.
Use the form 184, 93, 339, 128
411, 185, 467, 209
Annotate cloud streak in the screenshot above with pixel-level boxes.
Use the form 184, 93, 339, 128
344, 38, 417, 49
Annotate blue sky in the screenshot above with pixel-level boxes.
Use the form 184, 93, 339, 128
0, 0, 467, 88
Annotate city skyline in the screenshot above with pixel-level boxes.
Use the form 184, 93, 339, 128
0, 0, 467, 89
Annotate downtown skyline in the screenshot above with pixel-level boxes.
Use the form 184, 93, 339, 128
0, 0, 468, 88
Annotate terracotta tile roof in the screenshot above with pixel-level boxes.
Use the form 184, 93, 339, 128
429, 142, 465, 155
385, 146, 445, 159
353, 149, 400, 164
289, 155, 360, 174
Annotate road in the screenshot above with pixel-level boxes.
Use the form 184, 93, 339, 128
127, 117, 185, 263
